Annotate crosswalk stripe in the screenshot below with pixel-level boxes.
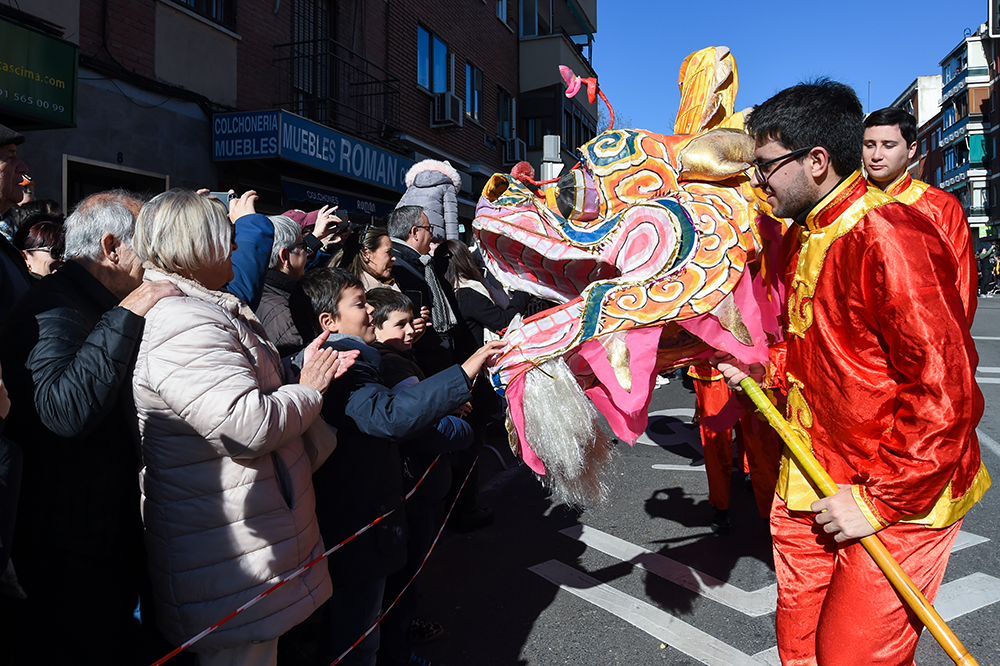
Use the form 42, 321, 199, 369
652, 463, 707, 471
976, 366, 1000, 373
529, 559, 769, 666
951, 530, 990, 553
559, 525, 778, 617
934, 573, 1000, 621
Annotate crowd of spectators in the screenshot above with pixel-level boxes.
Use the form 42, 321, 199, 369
0, 124, 530, 666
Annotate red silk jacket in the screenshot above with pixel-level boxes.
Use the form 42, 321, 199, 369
886, 172, 977, 325
773, 172, 989, 530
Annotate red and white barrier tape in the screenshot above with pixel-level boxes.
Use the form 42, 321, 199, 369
328, 453, 479, 665
150, 454, 447, 666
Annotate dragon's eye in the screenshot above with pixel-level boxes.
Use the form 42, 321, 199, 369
555, 168, 599, 222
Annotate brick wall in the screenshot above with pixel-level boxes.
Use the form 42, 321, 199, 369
234, 0, 291, 111
79, 0, 157, 77
383, 0, 520, 170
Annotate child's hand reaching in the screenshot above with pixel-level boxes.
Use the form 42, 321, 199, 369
460, 339, 507, 380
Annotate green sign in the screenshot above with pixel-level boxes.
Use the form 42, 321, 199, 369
0, 18, 78, 128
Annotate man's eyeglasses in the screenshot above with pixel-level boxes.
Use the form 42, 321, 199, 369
748, 147, 813, 186
414, 225, 432, 232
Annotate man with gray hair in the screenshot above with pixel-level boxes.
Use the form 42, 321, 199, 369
0, 190, 180, 663
388, 205, 461, 375
255, 214, 310, 356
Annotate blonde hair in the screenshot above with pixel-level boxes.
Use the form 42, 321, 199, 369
133, 189, 232, 274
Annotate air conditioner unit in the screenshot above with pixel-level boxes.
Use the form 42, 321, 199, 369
431, 92, 463, 128
503, 137, 527, 164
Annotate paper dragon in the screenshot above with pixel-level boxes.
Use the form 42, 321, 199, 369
473, 47, 785, 505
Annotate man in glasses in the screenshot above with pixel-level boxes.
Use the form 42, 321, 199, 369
256, 213, 314, 357
717, 80, 986, 665
863, 107, 976, 323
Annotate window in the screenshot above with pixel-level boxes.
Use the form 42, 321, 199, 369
921, 138, 927, 155
418, 26, 449, 93
291, 0, 332, 122
177, 0, 236, 27
496, 0, 507, 21
466, 63, 483, 122
520, 0, 551, 37
935, 167, 942, 186
945, 148, 956, 172
497, 87, 514, 139
944, 105, 956, 129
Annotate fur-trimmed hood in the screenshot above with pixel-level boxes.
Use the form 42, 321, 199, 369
404, 159, 462, 191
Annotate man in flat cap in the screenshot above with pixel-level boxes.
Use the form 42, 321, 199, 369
0, 124, 32, 323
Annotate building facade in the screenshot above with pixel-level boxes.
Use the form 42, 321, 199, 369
2, 0, 599, 227
938, 28, 991, 237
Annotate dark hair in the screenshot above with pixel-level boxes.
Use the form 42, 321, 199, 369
6, 201, 64, 232
19, 221, 64, 258
366, 287, 412, 328
436, 239, 485, 289
345, 225, 390, 279
289, 267, 365, 339
387, 205, 424, 240
12, 214, 60, 250
746, 78, 864, 178
864, 107, 917, 146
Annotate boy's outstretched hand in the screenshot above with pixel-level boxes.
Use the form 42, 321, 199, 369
461, 339, 507, 380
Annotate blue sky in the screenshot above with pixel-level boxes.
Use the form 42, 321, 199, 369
591, 0, 988, 132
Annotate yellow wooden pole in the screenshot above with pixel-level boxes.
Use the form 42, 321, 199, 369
738, 377, 979, 666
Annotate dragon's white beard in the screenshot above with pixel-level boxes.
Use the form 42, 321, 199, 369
521, 357, 615, 507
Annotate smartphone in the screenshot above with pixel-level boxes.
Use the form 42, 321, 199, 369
208, 192, 235, 208
405, 290, 423, 311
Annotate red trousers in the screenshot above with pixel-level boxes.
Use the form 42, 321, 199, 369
770, 497, 961, 666
738, 411, 781, 517
692, 376, 733, 510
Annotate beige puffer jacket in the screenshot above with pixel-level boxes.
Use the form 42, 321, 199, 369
133, 267, 332, 652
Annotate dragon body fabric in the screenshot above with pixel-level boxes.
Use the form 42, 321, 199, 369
473, 47, 783, 505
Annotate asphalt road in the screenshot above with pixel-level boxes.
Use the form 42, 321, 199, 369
411, 296, 1000, 666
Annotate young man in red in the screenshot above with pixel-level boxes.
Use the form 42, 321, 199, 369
863, 106, 977, 323
717, 80, 989, 665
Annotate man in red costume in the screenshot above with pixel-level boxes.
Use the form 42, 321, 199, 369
863, 106, 977, 323
716, 80, 989, 665
688, 363, 736, 534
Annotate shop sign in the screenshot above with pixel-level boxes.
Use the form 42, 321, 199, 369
281, 180, 396, 218
0, 18, 78, 127
214, 110, 414, 193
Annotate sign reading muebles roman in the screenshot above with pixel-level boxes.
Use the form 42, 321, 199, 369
0, 18, 78, 128
213, 109, 414, 193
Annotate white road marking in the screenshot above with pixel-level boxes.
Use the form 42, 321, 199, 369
976, 428, 1000, 458
934, 573, 1000, 621
976, 377, 1000, 384
976, 366, 1000, 372
753, 647, 781, 665
952, 530, 990, 553
638, 408, 703, 456
529, 559, 769, 666
652, 463, 707, 471
559, 525, 777, 617
973, 336, 1000, 341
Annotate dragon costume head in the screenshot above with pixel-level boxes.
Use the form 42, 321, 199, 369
473, 47, 783, 505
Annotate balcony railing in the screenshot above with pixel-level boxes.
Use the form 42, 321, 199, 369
965, 205, 989, 218
274, 37, 402, 147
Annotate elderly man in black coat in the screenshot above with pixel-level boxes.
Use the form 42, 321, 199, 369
0, 191, 181, 664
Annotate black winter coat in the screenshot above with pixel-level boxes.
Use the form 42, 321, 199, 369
303, 336, 472, 585
0, 260, 146, 578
